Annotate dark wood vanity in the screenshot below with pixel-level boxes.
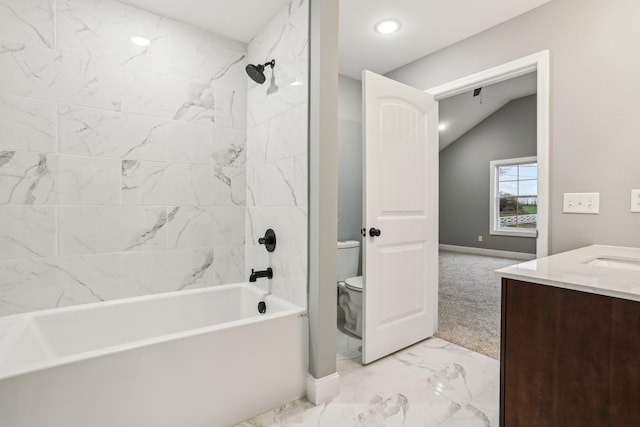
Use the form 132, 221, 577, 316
500, 277, 640, 426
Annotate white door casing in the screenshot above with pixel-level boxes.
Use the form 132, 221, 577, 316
426, 50, 549, 257
362, 71, 438, 364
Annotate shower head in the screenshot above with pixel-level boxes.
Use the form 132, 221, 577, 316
246, 59, 275, 84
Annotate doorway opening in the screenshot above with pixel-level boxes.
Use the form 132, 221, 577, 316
427, 51, 550, 358
427, 50, 550, 256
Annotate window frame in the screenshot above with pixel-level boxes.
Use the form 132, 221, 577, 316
489, 156, 538, 238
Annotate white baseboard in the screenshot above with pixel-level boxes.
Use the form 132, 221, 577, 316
439, 244, 536, 260
306, 372, 340, 405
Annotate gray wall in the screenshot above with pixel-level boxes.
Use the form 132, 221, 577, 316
387, 0, 640, 254
338, 75, 363, 272
440, 95, 537, 254
308, 0, 339, 382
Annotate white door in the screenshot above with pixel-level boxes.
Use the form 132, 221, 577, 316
362, 70, 438, 364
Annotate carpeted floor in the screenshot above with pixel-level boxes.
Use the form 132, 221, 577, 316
435, 251, 522, 360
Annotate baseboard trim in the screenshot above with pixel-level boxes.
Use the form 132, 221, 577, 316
306, 372, 340, 405
439, 244, 536, 260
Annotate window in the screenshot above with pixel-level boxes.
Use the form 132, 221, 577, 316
489, 156, 537, 237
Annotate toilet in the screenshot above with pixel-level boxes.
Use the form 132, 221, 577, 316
337, 240, 363, 338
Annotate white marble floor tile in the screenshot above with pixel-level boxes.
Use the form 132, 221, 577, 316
235, 336, 499, 427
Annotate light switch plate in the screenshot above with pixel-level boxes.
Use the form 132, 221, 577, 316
563, 192, 600, 214
632, 189, 640, 213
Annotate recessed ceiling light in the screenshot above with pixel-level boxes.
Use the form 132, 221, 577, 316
291, 80, 303, 86
439, 123, 447, 131
131, 36, 151, 47
374, 19, 401, 34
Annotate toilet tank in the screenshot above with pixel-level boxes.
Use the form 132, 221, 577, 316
337, 240, 360, 282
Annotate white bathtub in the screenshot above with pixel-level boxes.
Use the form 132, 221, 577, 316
0, 283, 307, 427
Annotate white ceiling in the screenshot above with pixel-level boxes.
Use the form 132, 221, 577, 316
118, 0, 290, 43
339, 0, 551, 80
439, 73, 537, 151
117, 0, 551, 78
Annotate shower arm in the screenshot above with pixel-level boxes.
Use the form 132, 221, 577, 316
263, 59, 275, 70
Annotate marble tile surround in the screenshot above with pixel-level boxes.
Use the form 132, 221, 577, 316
245, 0, 309, 309
236, 336, 500, 427
0, 0, 258, 316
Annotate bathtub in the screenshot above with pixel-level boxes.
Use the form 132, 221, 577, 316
0, 283, 307, 427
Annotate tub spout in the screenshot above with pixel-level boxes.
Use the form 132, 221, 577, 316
249, 267, 273, 282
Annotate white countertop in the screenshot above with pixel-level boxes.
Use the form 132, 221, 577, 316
495, 245, 640, 302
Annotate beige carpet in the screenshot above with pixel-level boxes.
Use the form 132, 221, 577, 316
435, 251, 522, 359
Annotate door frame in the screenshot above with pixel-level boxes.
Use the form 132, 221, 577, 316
425, 50, 550, 258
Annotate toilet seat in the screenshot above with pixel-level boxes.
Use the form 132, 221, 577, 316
344, 276, 363, 292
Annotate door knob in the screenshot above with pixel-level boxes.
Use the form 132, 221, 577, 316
369, 227, 381, 237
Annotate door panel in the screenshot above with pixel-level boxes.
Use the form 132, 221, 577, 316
379, 102, 425, 214
363, 70, 438, 364
379, 243, 425, 323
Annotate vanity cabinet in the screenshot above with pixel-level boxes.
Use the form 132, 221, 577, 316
500, 278, 640, 426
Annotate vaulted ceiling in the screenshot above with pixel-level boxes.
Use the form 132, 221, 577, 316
439, 73, 537, 151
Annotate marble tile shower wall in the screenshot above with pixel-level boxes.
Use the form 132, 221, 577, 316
0, 0, 248, 316
246, 0, 308, 308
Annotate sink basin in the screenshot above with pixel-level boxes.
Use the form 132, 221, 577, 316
584, 256, 640, 272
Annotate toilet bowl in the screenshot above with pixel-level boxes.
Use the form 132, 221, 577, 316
338, 275, 363, 337
337, 240, 363, 338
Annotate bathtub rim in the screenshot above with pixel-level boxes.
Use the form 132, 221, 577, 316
0, 283, 305, 381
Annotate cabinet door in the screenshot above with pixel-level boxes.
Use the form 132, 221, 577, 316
501, 279, 640, 426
